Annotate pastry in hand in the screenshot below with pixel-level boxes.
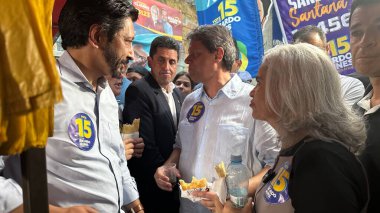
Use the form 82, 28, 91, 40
179, 176, 207, 191
121, 118, 140, 134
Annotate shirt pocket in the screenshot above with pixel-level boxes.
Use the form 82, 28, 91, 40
213, 124, 250, 166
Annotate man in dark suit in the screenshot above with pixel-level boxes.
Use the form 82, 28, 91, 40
123, 36, 182, 213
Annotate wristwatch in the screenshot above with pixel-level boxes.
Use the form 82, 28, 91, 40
128, 204, 144, 213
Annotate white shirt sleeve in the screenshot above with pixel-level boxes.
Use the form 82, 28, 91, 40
253, 120, 280, 167
119, 143, 139, 205
0, 156, 23, 213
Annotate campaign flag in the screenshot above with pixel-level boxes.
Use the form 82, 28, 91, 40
274, 0, 354, 74
195, 0, 264, 77
132, 0, 183, 41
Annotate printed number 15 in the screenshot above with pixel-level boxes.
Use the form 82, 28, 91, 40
192, 105, 203, 116
75, 118, 92, 138
218, 0, 238, 20
328, 35, 350, 57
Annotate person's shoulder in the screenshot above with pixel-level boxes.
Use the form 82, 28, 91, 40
294, 140, 356, 165
127, 78, 151, 93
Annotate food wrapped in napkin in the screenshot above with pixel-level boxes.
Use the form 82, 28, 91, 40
121, 118, 140, 139
179, 176, 211, 202
179, 161, 228, 204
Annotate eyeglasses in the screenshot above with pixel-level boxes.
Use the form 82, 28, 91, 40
174, 80, 191, 88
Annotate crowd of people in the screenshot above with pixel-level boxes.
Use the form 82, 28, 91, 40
1, 0, 379, 213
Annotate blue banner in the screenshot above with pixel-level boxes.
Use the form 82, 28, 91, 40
195, 0, 264, 77
274, 0, 354, 74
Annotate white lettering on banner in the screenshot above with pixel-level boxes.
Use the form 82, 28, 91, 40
331, 53, 352, 70
220, 16, 241, 26
168, 16, 181, 25
287, 0, 321, 9
217, 16, 241, 30
316, 13, 350, 34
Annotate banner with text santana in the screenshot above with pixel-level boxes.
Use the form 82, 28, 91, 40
274, 0, 354, 74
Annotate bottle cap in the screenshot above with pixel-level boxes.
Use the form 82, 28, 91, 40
230, 154, 242, 163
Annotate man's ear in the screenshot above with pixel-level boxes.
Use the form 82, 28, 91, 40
88, 24, 104, 48
147, 56, 153, 68
215, 47, 224, 62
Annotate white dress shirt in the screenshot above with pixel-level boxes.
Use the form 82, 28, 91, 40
339, 75, 365, 107
174, 74, 279, 213
46, 51, 139, 212
161, 82, 177, 127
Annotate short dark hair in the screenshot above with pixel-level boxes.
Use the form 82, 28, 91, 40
59, 0, 138, 49
149, 36, 180, 59
292, 25, 326, 44
187, 25, 236, 71
173, 72, 196, 89
349, 0, 380, 25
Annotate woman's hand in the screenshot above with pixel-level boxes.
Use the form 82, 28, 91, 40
192, 191, 224, 213
223, 198, 253, 213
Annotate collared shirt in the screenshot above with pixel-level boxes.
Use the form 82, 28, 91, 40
174, 74, 279, 213
339, 75, 365, 107
357, 90, 380, 115
161, 82, 177, 127
46, 51, 138, 212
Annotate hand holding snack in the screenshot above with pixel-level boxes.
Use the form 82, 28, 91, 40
183, 161, 228, 206
179, 177, 210, 202
121, 119, 144, 159
154, 163, 181, 192
192, 190, 223, 213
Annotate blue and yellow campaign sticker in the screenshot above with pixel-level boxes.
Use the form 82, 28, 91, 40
187, 101, 205, 123
68, 113, 96, 151
264, 161, 291, 204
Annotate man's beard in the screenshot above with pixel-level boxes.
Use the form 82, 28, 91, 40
103, 45, 129, 77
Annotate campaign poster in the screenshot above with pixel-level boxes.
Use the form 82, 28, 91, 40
195, 0, 264, 77
132, 0, 183, 41
274, 0, 354, 74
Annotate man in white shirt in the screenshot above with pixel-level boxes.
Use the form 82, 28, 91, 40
123, 36, 183, 213
292, 25, 365, 107
154, 25, 279, 213
0, 0, 145, 212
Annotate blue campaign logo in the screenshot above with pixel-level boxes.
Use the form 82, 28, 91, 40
264, 161, 291, 204
68, 113, 96, 151
187, 101, 205, 123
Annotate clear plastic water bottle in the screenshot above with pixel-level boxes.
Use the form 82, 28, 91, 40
226, 154, 251, 208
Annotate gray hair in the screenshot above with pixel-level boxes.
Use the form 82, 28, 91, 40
186, 25, 236, 71
263, 43, 366, 154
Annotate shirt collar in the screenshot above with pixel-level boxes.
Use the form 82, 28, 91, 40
195, 74, 244, 100
161, 82, 176, 94
357, 89, 380, 115
58, 51, 107, 90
